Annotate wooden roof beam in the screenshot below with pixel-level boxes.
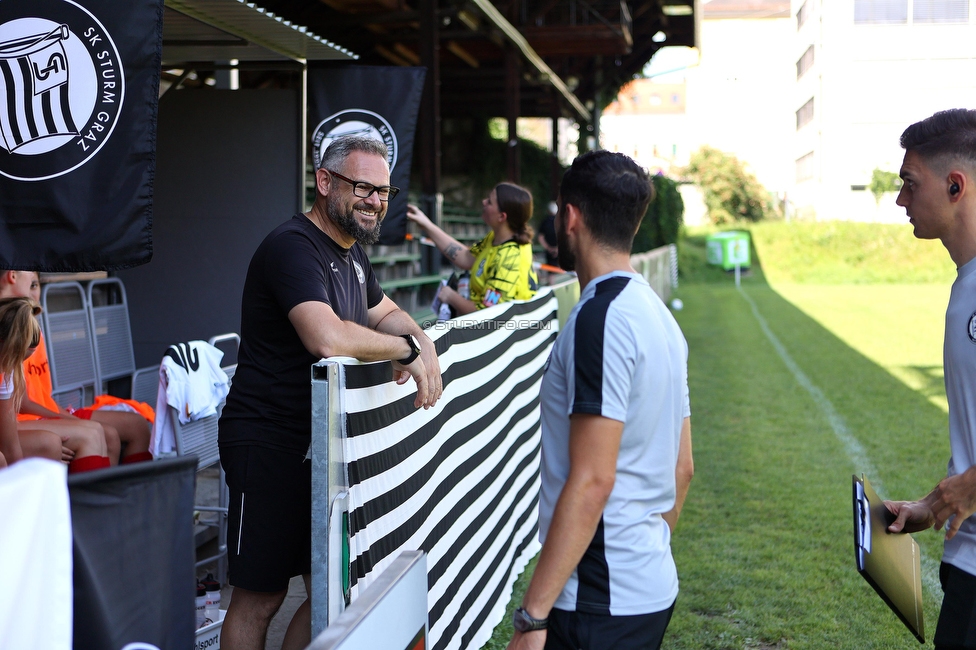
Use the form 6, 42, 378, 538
445, 40, 479, 68
469, 0, 590, 121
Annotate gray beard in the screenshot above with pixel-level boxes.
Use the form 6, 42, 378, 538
327, 193, 383, 245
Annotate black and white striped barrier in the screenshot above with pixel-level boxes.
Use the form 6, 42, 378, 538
311, 288, 561, 650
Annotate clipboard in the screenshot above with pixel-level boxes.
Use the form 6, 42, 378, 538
853, 474, 925, 643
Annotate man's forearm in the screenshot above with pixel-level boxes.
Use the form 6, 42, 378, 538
521, 475, 612, 618
373, 306, 426, 339
290, 301, 413, 362
664, 417, 693, 531
321, 319, 413, 362
522, 416, 622, 618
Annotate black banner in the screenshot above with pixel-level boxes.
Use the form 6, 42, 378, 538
69, 456, 197, 650
0, 0, 163, 271
308, 65, 426, 246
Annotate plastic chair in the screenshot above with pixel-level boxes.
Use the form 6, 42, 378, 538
86, 278, 158, 403
41, 282, 97, 410
167, 334, 238, 586
207, 333, 240, 382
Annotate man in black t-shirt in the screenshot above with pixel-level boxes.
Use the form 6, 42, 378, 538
537, 202, 559, 267
218, 135, 442, 650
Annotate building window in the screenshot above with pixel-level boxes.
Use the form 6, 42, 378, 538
797, 0, 811, 29
796, 45, 815, 79
797, 151, 816, 182
914, 0, 969, 23
796, 98, 815, 130
854, 0, 908, 23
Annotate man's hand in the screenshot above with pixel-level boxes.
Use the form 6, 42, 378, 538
885, 499, 937, 534
417, 333, 442, 404
506, 630, 546, 650
886, 467, 976, 539
393, 356, 436, 409
932, 467, 976, 539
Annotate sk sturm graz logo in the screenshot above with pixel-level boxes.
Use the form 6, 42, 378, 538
968, 310, 976, 344
312, 109, 398, 171
0, 0, 124, 181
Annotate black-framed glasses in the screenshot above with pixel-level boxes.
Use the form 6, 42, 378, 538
327, 170, 400, 202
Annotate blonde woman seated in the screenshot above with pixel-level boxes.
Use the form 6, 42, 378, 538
407, 182, 539, 315
0, 297, 108, 473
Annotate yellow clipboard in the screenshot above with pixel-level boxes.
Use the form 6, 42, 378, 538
852, 474, 924, 643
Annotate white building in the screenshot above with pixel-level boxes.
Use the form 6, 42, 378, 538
602, 0, 976, 224
601, 1, 795, 197
792, 0, 976, 222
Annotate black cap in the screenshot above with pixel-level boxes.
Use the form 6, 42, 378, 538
201, 573, 220, 592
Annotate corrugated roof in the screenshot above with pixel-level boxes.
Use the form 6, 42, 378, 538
163, 0, 357, 65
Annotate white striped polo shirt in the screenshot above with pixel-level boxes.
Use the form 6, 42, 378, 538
539, 270, 690, 616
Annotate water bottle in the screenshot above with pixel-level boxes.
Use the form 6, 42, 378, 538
202, 574, 221, 625
457, 272, 470, 300
195, 584, 207, 629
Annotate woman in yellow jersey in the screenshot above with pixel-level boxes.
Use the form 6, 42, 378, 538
407, 182, 539, 314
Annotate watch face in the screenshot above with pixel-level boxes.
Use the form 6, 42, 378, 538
513, 609, 530, 632
513, 607, 545, 632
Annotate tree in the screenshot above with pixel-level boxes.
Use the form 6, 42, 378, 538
869, 168, 902, 204
632, 174, 684, 254
682, 146, 776, 224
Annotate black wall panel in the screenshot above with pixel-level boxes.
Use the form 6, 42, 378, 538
118, 89, 301, 367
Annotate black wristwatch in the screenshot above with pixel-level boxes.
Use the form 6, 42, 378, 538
398, 334, 422, 365
512, 607, 548, 633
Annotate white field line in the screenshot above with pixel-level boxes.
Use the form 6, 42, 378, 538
738, 285, 942, 599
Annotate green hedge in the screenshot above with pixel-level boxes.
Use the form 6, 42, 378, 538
632, 174, 684, 254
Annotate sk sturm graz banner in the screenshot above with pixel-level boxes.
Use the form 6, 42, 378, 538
0, 0, 163, 271
308, 65, 426, 246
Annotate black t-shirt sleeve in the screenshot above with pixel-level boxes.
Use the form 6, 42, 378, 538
263, 230, 332, 313
358, 247, 384, 309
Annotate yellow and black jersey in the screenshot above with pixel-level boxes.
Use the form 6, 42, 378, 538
469, 232, 538, 309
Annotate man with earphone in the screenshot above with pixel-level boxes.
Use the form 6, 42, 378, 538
882, 109, 976, 649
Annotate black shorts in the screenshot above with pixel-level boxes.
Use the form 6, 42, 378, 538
220, 444, 312, 593
545, 602, 675, 650
936, 562, 976, 649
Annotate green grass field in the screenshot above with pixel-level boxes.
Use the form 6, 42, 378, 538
484, 222, 956, 649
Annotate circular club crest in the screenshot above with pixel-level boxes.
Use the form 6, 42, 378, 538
968, 310, 976, 344
0, 0, 124, 181
312, 109, 398, 171
353, 260, 366, 285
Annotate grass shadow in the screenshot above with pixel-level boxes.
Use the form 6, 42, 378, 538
666, 232, 949, 649
899, 365, 947, 402
483, 230, 950, 650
